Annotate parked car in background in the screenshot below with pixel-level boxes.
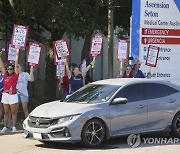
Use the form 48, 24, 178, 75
23, 78, 180, 147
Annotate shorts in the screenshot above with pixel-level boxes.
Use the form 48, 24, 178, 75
1, 93, 19, 105
17, 92, 29, 103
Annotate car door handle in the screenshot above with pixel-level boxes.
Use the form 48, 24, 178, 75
168, 99, 176, 103
139, 105, 144, 108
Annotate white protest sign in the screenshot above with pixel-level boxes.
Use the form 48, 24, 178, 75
27, 43, 42, 67
117, 40, 128, 61
54, 52, 66, 65
145, 45, 160, 67
89, 34, 104, 57
53, 39, 70, 59
56, 64, 65, 78
11, 24, 29, 50
7, 43, 19, 63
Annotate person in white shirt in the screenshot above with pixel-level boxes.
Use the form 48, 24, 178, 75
17, 64, 34, 118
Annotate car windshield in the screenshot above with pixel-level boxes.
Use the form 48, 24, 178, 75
65, 84, 120, 104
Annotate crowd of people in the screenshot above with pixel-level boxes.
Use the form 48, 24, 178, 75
117, 59, 146, 78
59, 58, 147, 100
0, 51, 148, 133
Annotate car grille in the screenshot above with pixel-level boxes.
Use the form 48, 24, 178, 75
28, 116, 58, 128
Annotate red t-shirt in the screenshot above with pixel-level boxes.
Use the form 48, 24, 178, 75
63, 76, 69, 93
3, 72, 19, 94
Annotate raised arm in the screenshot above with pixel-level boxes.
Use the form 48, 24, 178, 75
64, 59, 71, 79
59, 76, 63, 84
0, 51, 6, 75
82, 60, 95, 78
14, 50, 19, 74
29, 66, 34, 81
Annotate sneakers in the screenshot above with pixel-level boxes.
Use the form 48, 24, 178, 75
1, 127, 8, 133
12, 127, 17, 132
0, 126, 17, 133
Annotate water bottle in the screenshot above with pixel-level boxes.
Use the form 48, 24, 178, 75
9, 86, 13, 95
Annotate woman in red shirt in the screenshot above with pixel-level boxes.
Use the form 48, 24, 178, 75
0, 50, 19, 133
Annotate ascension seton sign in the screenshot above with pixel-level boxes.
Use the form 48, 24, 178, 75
131, 0, 180, 85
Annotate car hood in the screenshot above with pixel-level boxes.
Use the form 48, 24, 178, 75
30, 100, 100, 118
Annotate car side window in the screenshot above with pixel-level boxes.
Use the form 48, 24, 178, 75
167, 85, 179, 95
144, 83, 178, 99
114, 84, 143, 102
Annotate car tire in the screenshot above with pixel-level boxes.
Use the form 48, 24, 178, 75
171, 112, 180, 137
81, 119, 106, 147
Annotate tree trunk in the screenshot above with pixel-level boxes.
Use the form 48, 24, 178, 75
81, 33, 93, 64
44, 31, 64, 102
44, 50, 57, 102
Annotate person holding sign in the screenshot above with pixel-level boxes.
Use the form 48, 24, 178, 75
65, 59, 95, 94
131, 58, 145, 78
17, 64, 34, 118
0, 50, 19, 133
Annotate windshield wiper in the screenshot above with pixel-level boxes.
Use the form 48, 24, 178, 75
86, 94, 99, 104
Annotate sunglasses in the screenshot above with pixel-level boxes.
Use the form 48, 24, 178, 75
7, 68, 13, 70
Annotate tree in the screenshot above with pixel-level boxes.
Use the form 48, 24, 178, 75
0, 0, 131, 101
114, 0, 132, 38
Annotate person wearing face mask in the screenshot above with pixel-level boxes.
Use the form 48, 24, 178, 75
0, 50, 19, 133
65, 59, 95, 94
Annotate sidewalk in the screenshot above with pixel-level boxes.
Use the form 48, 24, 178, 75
0, 121, 24, 136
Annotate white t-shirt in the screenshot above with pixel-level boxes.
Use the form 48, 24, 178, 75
17, 72, 31, 96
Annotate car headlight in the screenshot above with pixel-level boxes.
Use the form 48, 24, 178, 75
57, 114, 81, 124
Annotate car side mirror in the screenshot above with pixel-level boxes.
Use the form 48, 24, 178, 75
112, 97, 128, 105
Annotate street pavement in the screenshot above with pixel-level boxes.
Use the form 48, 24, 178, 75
0, 132, 180, 154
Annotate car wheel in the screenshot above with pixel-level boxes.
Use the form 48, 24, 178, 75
171, 113, 180, 137
81, 119, 106, 147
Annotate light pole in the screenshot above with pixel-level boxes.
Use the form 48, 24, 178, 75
108, 0, 114, 78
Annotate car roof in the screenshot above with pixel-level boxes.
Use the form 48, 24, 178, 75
91, 78, 172, 86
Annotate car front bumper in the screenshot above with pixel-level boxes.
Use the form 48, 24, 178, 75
23, 118, 82, 143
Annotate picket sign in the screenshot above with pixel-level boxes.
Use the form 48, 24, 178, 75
27, 42, 43, 67
11, 24, 29, 50
89, 34, 104, 68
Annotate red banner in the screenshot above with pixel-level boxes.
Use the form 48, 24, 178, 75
142, 28, 180, 36
142, 37, 180, 44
